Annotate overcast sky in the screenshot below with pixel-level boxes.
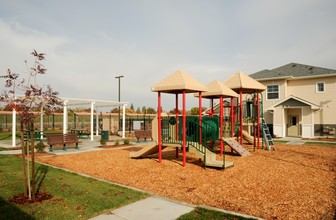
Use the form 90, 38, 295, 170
1, 0, 335, 111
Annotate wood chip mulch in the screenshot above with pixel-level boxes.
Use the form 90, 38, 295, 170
36, 143, 336, 220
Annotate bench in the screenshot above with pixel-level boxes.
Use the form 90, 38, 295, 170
46, 134, 80, 152
134, 130, 152, 142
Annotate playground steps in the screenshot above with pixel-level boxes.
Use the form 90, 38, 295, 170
262, 118, 275, 151
223, 138, 251, 157
188, 143, 234, 169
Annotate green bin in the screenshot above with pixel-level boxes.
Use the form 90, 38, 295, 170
101, 130, 109, 141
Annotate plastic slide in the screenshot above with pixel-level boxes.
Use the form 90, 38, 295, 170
129, 142, 166, 158
223, 138, 251, 157
242, 130, 262, 145
188, 143, 234, 168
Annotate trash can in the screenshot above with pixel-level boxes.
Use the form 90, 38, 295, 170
101, 130, 109, 141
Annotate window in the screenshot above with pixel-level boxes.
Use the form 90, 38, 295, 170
316, 82, 325, 93
291, 116, 297, 126
267, 85, 279, 100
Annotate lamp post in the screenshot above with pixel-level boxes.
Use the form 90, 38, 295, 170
115, 75, 124, 132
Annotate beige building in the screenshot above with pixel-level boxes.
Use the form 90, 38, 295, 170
250, 63, 336, 138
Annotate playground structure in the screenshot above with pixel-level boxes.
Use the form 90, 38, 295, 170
130, 70, 275, 169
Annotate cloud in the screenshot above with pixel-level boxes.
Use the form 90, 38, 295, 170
0, 0, 335, 111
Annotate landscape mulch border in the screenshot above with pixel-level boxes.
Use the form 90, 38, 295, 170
36, 143, 336, 220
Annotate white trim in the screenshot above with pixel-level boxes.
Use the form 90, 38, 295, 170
267, 95, 321, 111
266, 84, 280, 101
315, 81, 325, 93
256, 73, 336, 81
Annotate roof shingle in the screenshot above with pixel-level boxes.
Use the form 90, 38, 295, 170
250, 62, 336, 80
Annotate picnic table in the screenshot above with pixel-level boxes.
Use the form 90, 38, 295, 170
70, 129, 90, 139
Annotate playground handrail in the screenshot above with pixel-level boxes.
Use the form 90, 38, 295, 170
160, 116, 222, 167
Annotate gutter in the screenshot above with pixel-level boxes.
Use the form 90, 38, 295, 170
254, 73, 336, 82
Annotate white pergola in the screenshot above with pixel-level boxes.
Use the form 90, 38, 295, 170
10, 97, 128, 146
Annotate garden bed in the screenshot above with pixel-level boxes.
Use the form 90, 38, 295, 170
36, 143, 336, 220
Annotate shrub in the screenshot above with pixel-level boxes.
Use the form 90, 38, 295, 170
115, 140, 120, 146
123, 139, 130, 145
35, 141, 46, 153
100, 139, 107, 146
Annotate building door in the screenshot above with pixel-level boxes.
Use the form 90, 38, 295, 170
288, 115, 299, 137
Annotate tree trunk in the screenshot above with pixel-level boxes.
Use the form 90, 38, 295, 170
30, 123, 36, 200
20, 131, 28, 197
26, 129, 31, 199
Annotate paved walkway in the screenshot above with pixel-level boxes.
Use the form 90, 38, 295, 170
90, 196, 195, 220
278, 137, 306, 145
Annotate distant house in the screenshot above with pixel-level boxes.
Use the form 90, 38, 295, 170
250, 63, 336, 138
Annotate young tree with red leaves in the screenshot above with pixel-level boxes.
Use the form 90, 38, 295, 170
0, 50, 62, 201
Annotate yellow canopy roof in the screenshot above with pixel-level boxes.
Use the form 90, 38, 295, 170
151, 70, 208, 94
195, 80, 238, 98
223, 71, 266, 93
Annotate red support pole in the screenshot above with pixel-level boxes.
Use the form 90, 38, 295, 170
198, 92, 202, 146
240, 89, 243, 144
253, 94, 257, 150
219, 96, 224, 156
257, 92, 261, 149
158, 92, 162, 163
230, 97, 234, 137
175, 94, 179, 140
175, 94, 179, 158
182, 91, 187, 167
211, 98, 214, 117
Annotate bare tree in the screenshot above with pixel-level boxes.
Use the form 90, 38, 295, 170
0, 50, 62, 201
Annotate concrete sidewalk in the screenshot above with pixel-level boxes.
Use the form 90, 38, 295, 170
90, 196, 195, 220
279, 137, 306, 145
0, 135, 133, 155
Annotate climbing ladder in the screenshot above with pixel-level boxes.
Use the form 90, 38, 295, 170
261, 118, 275, 151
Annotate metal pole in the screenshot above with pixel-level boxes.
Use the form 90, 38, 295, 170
115, 75, 124, 133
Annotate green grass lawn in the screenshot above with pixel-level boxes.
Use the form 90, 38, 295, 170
0, 154, 148, 220
273, 140, 289, 143
0, 132, 12, 140
178, 207, 256, 220
304, 141, 336, 146
0, 155, 258, 220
